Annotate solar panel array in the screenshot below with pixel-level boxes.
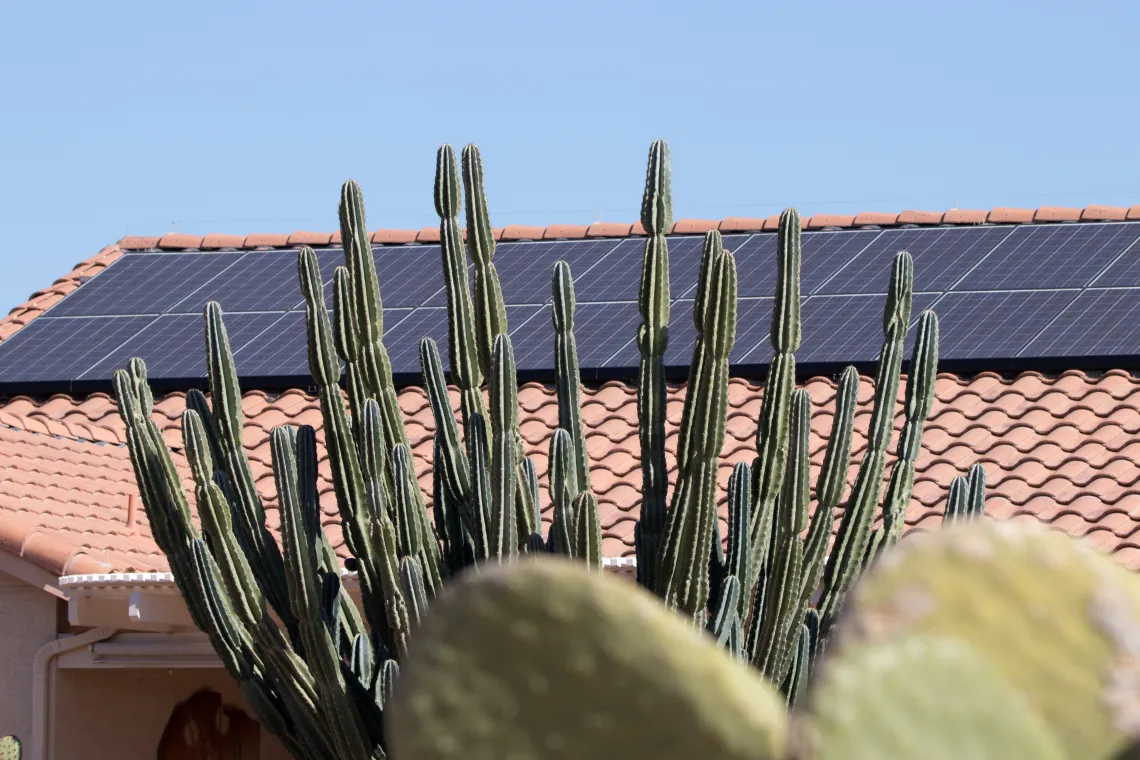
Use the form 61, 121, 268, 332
3, 220, 1140, 392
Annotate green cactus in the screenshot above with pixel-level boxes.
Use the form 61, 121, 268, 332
752, 389, 811, 680
816, 251, 915, 635
657, 230, 737, 621
833, 520, 1140, 759
0, 736, 21, 760
881, 309, 940, 544
634, 139, 672, 593
748, 208, 801, 605
387, 558, 788, 760
802, 634, 1067, 760
552, 260, 591, 497
113, 138, 965, 758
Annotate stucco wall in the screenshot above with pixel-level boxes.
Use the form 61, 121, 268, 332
55, 668, 290, 759
0, 569, 58, 745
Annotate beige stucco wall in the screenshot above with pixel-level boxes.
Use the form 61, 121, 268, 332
55, 668, 290, 759
0, 569, 58, 745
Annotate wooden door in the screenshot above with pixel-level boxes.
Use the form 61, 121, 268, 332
157, 690, 260, 760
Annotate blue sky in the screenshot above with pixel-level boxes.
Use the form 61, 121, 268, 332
1, 0, 1136, 313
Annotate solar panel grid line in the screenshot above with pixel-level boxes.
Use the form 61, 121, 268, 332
44, 252, 249, 318
952, 223, 1140, 292
1013, 290, 1094, 358
800, 229, 885, 296
1084, 231, 1140, 287
818, 226, 1017, 296
932, 289, 1082, 360
0, 315, 159, 386
934, 226, 1017, 293
70, 315, 163, 380
671, 234, 754, 301
164, 252, 259, 313
1015, 288, 1140, 359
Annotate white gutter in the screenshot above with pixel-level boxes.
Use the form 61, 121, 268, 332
59, 556, 639, 590
31, 627, 116, 760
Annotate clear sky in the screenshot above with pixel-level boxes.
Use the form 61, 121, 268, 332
1, 0, 1136, 314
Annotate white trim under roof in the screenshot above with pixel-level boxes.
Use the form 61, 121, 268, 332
59, 556, 638, 590
59, 557, 638, 631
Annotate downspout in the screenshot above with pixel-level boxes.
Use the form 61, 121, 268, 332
31, 627, 116, 760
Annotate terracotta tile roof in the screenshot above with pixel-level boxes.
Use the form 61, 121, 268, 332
3, 370, 1140, 574
99, 204, 1140, 255
4, 206, 1140, 577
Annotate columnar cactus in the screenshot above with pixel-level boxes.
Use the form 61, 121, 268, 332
389, 523, 1136, 760
115, 138, 970, 758
634, 139, 673, 594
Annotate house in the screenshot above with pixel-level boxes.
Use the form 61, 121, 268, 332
3, 205, 1140, 758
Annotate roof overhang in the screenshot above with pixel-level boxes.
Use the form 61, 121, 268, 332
59, 557, 639, 632
0, 550, 66, 599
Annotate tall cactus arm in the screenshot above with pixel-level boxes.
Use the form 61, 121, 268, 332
749, 209, 802, 597
488, 334, 519, 559
273, 427, 374, 760
203, 302, 295, 636
752, 389, 811, 682
880, 309, 940, 548
656, 234, 737, 622
333, 267, 374, 453
338, 181, 408, 454
434, 145, 486, 425
419, 337, 473, 515
799, 366, 860, 610
547, 428, 576, 556
817, 251, 914, 634
183, 409, 264, 632
464, 414, 494, 562
571, 491, 603, 570
966, 462, 987, 517
298, 248, 392, 643
634, 139, 672, 592
462, 144, 510, 379
724, 461, 753, 628
552, 260, 592, 496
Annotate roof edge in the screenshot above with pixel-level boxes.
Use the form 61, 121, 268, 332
116, 204, 1140, 251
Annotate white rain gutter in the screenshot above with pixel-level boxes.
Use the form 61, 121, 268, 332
31, 627, 116, 760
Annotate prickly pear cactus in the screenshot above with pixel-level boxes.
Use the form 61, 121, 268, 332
0, 736, 20, 760
825, 520, 1140, 759
798, 635, 1066, 759
387, 558, 787, 760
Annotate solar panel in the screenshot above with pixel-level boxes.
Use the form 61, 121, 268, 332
233, 311, 312, 380
779, 293, 940, 365
492, 240, 621, 305
735, 230, 880, 298
1087, 242, 1140, 288
81, 312, 288, 381
667, 297, 774, 367
1019, 288, 1140, 358
562, 235, 752, 306
0, 316, 154, 385
169, 251, 305, 314
9, 223, 1140, 393
930, 289, 1079, 359
509, 301, 641, 371
818, 226, 1012, 295
953, 223, 1140, 291
47, 253, 242, 317
313, 247, 448, 309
